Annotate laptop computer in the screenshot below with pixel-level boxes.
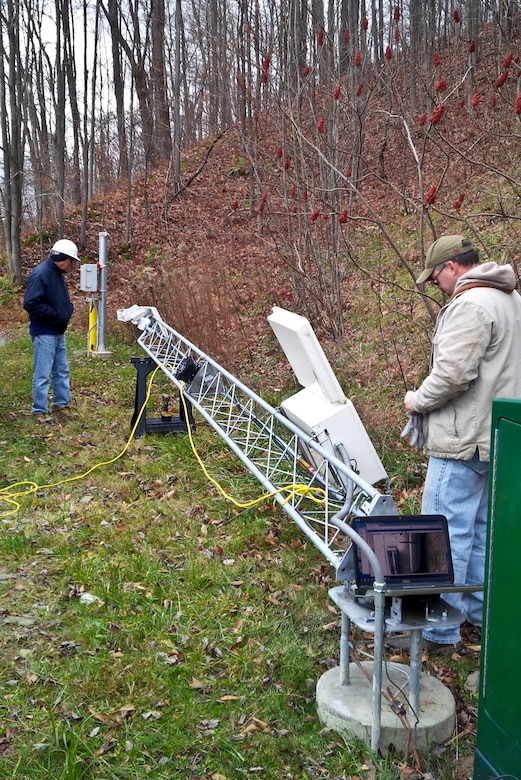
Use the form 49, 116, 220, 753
352, 514, 454, 594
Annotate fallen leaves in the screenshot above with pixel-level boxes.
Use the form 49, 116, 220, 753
142, 710, 162, 721
0, 728, 13, 754
88, 704, 136, 725
2, 615, 36, 627
321, 621, 338, 631
94, 733, 118, 756
234, 716, 271, 740
198, 718, 220, 733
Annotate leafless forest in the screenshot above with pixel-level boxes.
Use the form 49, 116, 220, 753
1, 0, 520, 340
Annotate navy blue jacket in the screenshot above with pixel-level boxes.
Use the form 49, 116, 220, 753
23, 257, 74, 336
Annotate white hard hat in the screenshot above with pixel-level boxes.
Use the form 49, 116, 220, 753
51, 238, 81, 262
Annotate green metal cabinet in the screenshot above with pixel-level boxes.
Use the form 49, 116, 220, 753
474, 399, 521, 780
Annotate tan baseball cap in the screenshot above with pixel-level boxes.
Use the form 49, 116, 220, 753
416, 235, 477, 284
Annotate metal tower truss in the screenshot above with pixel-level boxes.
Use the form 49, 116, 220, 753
118, 306, 397, 579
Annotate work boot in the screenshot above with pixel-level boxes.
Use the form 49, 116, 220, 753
385, 633, 411, 653
387, 633, 463, 656
462, 621, 482, 644
423, 639, 463, 656
53, 406, 77, 418
33, 413, 54, 424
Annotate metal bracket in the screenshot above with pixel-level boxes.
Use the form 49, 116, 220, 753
130, 356, 195, 437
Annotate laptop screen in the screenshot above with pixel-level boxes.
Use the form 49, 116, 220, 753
352, 515, 454, 592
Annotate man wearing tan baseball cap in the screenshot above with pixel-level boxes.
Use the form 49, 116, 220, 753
397, 234, 521, 654
415, 235, 479, 286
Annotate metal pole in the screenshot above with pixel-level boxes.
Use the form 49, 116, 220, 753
97, 232, 108, 353
371, 584, 386, 753
339, 612, 351, 685
409, 629, 422, 715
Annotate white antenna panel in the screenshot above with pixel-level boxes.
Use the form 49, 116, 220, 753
268, 306, 387, 486
267, 306, 346, 404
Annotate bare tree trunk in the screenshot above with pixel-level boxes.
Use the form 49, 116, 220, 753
347, 0, 365, 188
126, 76, 136, 244
0, 0, 25, 284
173, 0, 182, 194
62, 0, 82, 205
106, 0, 129, 179
81, 0, 99, 247
188, 0, 209, 139
339, 0, 349, 76
207, 0, 232, 134
151, 0, 173, 161
101, 0, 156, 169
410, 0, 421, 113
467, 0, 481, 59
235, 0, 257, 215
313, 0, 327, 85
54, 0, 66, 234
288, 0, 307, 109
219, 1, 232, 127
179, 12, 196, 145
25, 1, 55, 238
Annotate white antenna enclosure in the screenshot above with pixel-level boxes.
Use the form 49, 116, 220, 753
268, 306, 387, 486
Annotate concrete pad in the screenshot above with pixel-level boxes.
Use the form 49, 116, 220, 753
316, 661, 455, 753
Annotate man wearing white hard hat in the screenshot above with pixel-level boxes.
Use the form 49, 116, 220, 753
23, 239, 81, 423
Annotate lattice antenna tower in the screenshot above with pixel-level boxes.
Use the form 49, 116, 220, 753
118, 305, 397, 580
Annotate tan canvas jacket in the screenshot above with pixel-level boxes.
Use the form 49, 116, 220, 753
414, 262, 521, 462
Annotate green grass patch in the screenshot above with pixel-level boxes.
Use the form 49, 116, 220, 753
0, 325, 478, 779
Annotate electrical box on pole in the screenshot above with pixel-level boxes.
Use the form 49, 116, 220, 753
81, 232, 111, 357
80, 264, 99, 293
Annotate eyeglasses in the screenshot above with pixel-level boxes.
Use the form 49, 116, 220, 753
431, 262, 447, 286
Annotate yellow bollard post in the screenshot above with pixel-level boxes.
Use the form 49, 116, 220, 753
88, 299, 98, 354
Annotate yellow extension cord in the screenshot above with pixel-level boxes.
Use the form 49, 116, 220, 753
0, 364, 325, 518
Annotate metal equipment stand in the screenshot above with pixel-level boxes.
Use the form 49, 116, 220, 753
318, 584, 481, 752
119, 306, 485, 756
130, 356, 195, 437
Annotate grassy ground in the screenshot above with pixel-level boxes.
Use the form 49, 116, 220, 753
0, 326, 479, 779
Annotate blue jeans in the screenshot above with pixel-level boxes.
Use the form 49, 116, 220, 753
31, 334, 71, 414
422, 451, 489, 645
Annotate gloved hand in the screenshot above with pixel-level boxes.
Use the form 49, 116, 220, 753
400, 412, 425, 449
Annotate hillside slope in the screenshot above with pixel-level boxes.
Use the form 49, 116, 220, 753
13, 23, 521, 465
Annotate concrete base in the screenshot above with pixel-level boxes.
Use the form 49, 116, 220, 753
89, 350, 112, 358
316, 662, 455, 753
